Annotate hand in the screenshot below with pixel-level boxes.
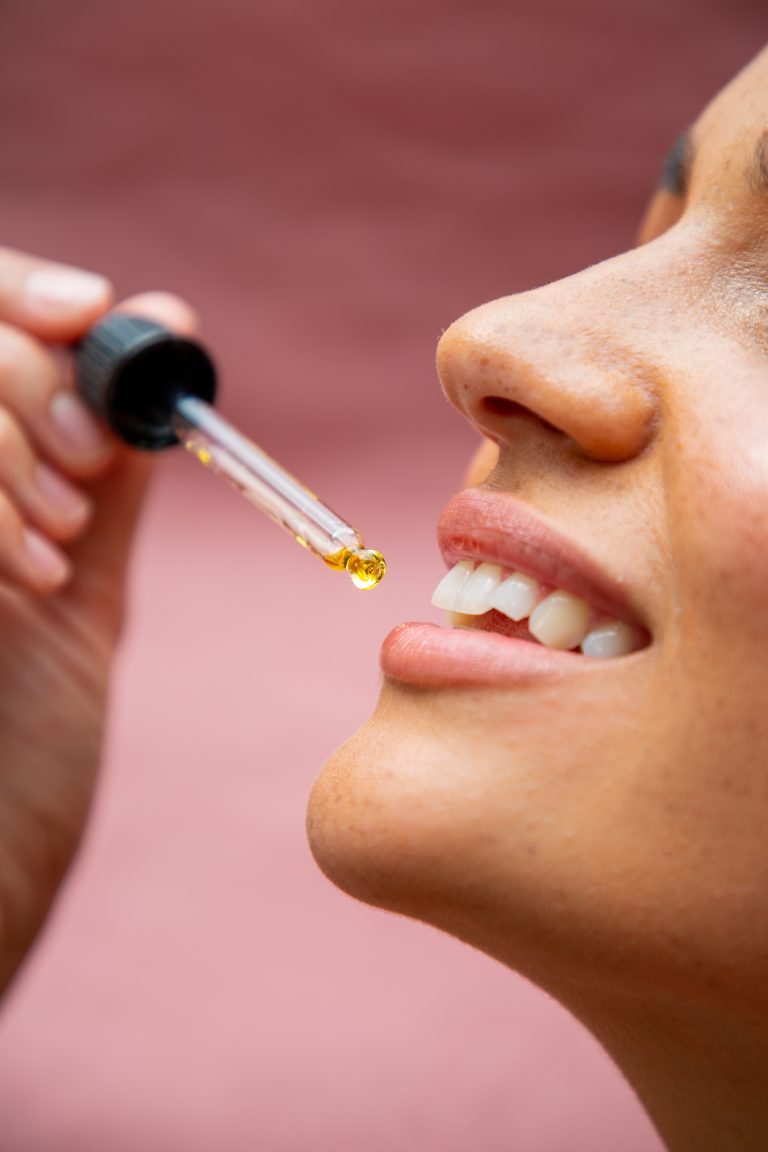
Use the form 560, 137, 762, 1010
0, 247, 197, 995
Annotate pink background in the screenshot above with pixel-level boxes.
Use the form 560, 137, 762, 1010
0, 3, 764, 1149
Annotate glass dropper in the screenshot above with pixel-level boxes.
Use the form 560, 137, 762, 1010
172, 395, 386, 589
74, 313, 386, 590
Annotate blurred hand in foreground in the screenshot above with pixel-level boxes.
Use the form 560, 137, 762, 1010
0, 247, 197, 995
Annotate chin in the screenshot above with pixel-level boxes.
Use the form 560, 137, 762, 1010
305, 679, 715, 1008
306, 704, 440, 918
306, 679, 570, 977
306, 684, 481, 922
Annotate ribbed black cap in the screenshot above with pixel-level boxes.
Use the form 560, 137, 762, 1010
75, 314, 218, 450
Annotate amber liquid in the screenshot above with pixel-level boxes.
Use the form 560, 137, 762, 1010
323, 547, 387, 589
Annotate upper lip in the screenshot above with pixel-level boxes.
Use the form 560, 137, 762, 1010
437, 488, 648, 629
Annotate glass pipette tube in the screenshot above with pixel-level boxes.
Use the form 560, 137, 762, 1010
172, 395, 386, 589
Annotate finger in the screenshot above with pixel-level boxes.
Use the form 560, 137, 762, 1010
0, 406, 92, 541
0, 486, 71, 594
0, 290, 200, 485
63, 445, 153, 634
0, 246, 114, 343
0, 322, 115, 479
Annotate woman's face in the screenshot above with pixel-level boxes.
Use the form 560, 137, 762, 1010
308, 46, 768, 1016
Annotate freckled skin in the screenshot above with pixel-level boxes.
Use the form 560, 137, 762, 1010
308, 46, 768, 1152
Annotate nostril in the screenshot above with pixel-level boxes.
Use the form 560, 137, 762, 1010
481, 396, 561, 434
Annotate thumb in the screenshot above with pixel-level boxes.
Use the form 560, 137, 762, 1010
63, 291, 200, 637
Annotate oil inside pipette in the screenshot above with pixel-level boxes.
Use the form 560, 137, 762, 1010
179, 423, 386, 589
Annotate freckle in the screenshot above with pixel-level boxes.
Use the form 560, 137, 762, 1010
526, 843, 538, 856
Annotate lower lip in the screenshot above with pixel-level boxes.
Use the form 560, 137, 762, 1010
380, 621, 603, 687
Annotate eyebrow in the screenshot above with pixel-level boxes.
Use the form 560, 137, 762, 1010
659, 128, 768, 200
658, 130, 692, 197
751, 133, 768, 195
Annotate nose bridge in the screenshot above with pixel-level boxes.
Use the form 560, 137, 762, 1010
436, 250, 666, 463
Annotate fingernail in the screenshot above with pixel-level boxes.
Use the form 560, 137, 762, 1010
25, 267, 112, 314
48, 392, 113, 457
33, 462, 92, 524
23, 527, 71, 586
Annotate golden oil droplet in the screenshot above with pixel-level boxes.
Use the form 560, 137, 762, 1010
345, 548, 387, 590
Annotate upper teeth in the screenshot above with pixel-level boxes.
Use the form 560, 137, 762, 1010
431, 559, 644, 658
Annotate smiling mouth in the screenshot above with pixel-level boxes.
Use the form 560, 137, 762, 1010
432, 559, 649, 659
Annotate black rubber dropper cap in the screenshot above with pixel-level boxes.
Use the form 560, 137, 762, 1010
76, 314, 218, 450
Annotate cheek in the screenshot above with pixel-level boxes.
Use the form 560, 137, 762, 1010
650, 384, 768, 875
668, 393, 768, 653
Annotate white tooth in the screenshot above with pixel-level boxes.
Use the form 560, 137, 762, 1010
490, 570, 544, 622
580, 620, 644, 659
455, 562, 504, 615
431, 559, 475, 610
529, 590, 592, 650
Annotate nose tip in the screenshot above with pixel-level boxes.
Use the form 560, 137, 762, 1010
436, 300, 659, 464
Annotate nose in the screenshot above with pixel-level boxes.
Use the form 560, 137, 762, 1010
436, 254, 661, 463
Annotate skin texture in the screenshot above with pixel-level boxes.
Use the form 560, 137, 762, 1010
0, 248, 196, 994
308, 45, 768, 1152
